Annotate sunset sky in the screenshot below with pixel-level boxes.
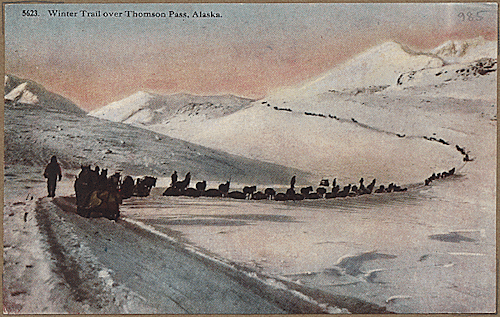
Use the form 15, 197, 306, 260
5, 2, 497, 111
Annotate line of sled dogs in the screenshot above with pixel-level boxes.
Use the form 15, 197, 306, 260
73, 164, 458, 220
424, 167, 456, 186
162, 172, 409, 201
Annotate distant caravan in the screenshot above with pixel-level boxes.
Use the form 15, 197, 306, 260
160, 173, 414, 202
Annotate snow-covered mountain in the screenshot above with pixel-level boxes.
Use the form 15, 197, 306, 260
283, 41, 443, 99
4, 75, 86, 115
89, 91, 254, 126
87, 38, 496, 185
4, 75, 306, 184
271, 37, 496, 100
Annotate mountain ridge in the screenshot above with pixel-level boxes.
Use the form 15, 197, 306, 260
6, 38, 495, 185
4, 74, 86, 115
93, 38, 496, 117
83, 38, 496, 184
89, 91, 254, 126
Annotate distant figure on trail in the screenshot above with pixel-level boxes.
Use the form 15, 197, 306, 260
43, 155, 62, 197
319, 179, 329, 187
463, 153, 474, 162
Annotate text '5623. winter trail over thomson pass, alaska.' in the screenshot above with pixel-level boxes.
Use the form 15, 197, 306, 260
43, 9, 223, 18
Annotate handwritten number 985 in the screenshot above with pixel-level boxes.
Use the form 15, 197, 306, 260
458, 11, 485, 22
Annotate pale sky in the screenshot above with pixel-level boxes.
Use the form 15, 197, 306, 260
5, 2, 497, 111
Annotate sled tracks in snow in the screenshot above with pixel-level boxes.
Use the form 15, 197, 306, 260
36, 196, 391, 314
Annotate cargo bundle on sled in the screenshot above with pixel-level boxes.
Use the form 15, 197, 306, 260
74, 165, 156, 220
77, 189, 122, 220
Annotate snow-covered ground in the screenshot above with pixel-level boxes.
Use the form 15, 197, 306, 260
3, 171, 383, 314
119, 162, 495, 313
5, 156, 494, 314
3, 167, 85, 313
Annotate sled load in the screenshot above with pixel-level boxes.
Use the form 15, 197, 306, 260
74, 165, 157, 220
74, 165, 121, 219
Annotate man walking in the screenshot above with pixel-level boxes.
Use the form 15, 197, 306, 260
44, 155, 62, 197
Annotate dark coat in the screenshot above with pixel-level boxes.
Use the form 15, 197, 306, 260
44, 156, 62, 181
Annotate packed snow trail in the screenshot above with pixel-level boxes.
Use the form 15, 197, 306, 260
36, 198, 285, 314
37, 197, 390, 314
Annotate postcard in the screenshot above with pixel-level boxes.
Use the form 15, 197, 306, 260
3, 2, 497, 314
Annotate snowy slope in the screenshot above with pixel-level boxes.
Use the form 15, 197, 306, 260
431, 37, 497, 64
86, 39, 496, 185
89, 92, 254, 126
4, 75, 86, 115
388, 57, 497, 101
284, 41, 443, 98
89, 91, 158, 122
5, 106, 306, 185
271, 38, 496, 100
